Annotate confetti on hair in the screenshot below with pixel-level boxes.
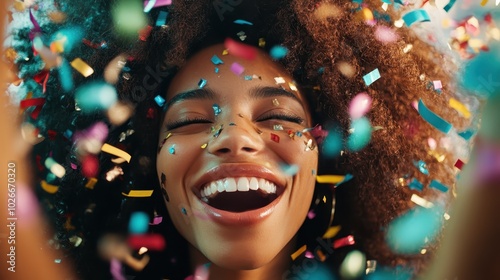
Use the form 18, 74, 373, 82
413, 160, 430, 175
211, 55, 224, 65
229, 63, 244, 76
336, 173, 353, 187
411, 194, 434, 208
85, 178, 98, 189
128, 233, 166, 250
156, 11, 168, 26
212, 104, 221, 116
122, 190, 155, 197
44, 158, 66, 178
70, 58, 94, 77
334, 235, 355, 249
402, 9, 430, 26
316, 175, 345, 184
433, 80, 442, 90
291, 245, 307, 260
418, 99, 453, 134
143, 0, 157, 12
129, 212, 149, 234
349, 92, 372, 119
449, 98, 471, 119
322, 226, 341, 239
233, 19, 253, 25
224, 38, 257, 60
362, 68, 381, 86
454, 159, 465, 170
429, 179, 449, 192
340, 250, 366, 279
374, 25, 399, 43
101, 143, 132, 163
408, 178, 424, 191
41, 180, 59, 194
154, 95, 166, 107
59, 59, 74, 91
270, 45, 288, 60
386, 206, 443, 254
347, 117, 372, 151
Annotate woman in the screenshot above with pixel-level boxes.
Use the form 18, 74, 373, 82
5, 0, 473, 279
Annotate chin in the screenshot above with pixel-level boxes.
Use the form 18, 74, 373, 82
209, 251, 276, 271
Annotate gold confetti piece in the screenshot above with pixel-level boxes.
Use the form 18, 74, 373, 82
50, 41, 65, 53
111, 158, 127, 164
201, 143, 208, 149
258, 38, 266, 48
288, 82, 298, 91
122, 190, 154, 197
323, 226, 341, 239
5, 48, 18, 62
273, 98, 280, 106
410, 194, 434, 208
48, 11, 67, 23
316, 175, 345, 184
101, 143, 131, 163
449, 98, 471, 118
13, 1, 26, 11
481, 0, 488, 5
41, 180, 59, 194
222, 49, 229, 55
85, 177, 98, 189
70, 58, 94, 77
291, 245, 307, 261
359, 8, 374, 22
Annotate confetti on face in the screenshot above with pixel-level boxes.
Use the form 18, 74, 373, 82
224, 38, 257, 60
211, 55, 224, 65
214, 67, 219, 73
274, 77, 286, 84
272, 99, 280, 106
181, 207, 188, 215
198, 78, 207, 88
200, 143, 208, 149
304, 139, 316, 151
280, 163, 299, 176
273, 124, 283, 131
244, 75, 252, 80
362, 68, 381, 86
230, 62, 244, 76
213, 125, 223, 138
270, 133, 280, 143
154, 95, 165, 107
212, 104, 222, 116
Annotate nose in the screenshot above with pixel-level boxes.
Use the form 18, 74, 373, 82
207, 116, 264, 157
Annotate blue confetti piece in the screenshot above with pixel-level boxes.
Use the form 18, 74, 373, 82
214, 67, 219, 73
413, 160, 429, 175
318, 67, 325, 74
63, 129, 73, 139
429, 179, 449, 192
233, 19, 253, 25
59, 59, 74, 92
52, 26, 84, 53
402, 9, 430, 27
418, 99, 452, 134
212, 104, 221, 116
169, 144, 175, 154
280, 163, 299, 176
270, 45, 289, 60
363, 69, 381, 86
244, 75, 253, 80
156, 11, 168, 26
181, 207, 187, 215
352, 0, 363, 3
129, 212, 149, 234
458, 129, 475, 141
381, 0, 391, 3
154, 95, 166, 107
144, 0, 157, 12
337, 173, 353, 186
347, 117, 372, 152
295, 131, 303, 137
312, 169, 316, 175
75, 82, 117, 112
443, 0, 457, 12
198, 78, 207, 88
211, 55, 224, 65
322, 128, 342, 158
408, 178, 424, 191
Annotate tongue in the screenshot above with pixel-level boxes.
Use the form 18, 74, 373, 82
208, 191, 277, 212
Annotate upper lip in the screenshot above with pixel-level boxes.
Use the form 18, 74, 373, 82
192, 163, 286, 197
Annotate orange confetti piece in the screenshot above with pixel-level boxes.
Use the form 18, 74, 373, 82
85, 177, 98, 189
101, 143, 131, 163
291, 245, 307, 261
122, 190, 154, 197
481, 0, 488, 6
70, 58, 94, 77
41, 180, 59, 194
322, 226, 341, 239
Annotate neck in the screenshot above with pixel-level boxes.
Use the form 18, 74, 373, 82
188, 237, 296, 280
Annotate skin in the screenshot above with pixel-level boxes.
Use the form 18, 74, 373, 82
156, 43, 319, 279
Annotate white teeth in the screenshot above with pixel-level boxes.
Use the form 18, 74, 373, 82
200, 177, 278, 198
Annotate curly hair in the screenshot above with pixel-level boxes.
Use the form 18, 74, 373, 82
7, 0, 474, 278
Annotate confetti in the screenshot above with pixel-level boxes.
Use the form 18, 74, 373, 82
122, 190, 155, 197
40, 180, 59, 194
402, 9, 430, 26
156, 11, 168, 26
224, 38, 257, 60
211, 55, 224, 65
143, 0, 171, 9
201, 143, 208, 149
347, 117, 372, 151
410, 194, 434, 208
429, 179, 449, 192
101, 143, 132, 163
113, 0, 148, 38
274, 77, 286, 84
291, 245, 307, 260
449, 98, 471, 119
154, 95, 166, 107
273, 124, 283, 131
322, 128, 342, 158
144, 0, 157, 12
322, 226, 341, 239
408, 178, 424, 191
304, 139, 316, 151
334, 235, 355, 249
169, 144, 176, 154
366, 260, 377, 274
272, 99, 280, 106
362, 68, 381, 86
230, 63, 245, 76
44, 158, 66, 178
443, 0, 457, 12
138, 25, 153, 41
270, 45, 288, 60
128, 233, 166, 250
418, 99, 452, 134
181, 207, 188, 215
374, 25, 399, 43
59, 59, 74, 91
307, 210, 316, 219
280, 164, 299, 176
349, 92, 372, 119
414, 160, 430, 175
70, 58, 94, 77
316, 175, 345, 184
270, 133, 280, 143
198, 78, 207, 88
233, 19, 253, 25
433, 80, 442, 90
454, 159, 465, 170
149, 216, 163, 225
340, 250, 366, 279
336, 174, 353, 186
82, 155, 99, 177
129, 212, 149, 234
215, 67, 219, 73
212, 104, 221, 116
85, 178, 98, 189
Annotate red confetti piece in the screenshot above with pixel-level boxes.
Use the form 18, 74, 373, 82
454, 159, 465, 170
82, 155, 99, 178
139, 25, 153, 41
47, 130, 57, 140
270, 133, 280, 143
147, 107, 156, 119
36, 155, 44, 171
128, 233, 166, 251
20, 97, 45, 109
224, 38, 257, 60
333, 235, 355, 249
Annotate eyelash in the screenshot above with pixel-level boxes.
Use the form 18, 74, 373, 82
165, 113, 304, 130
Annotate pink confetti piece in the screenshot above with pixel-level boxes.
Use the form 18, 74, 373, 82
305, 251, 315, 259
374, 25, 399, 43
110, 258, 126, 280
433, 80, 442, 90
149, 216, 163, 225
230, 62, 244, 75
349, 92, 372, 119
224, 38, 257, 60
307, 209, 316, 219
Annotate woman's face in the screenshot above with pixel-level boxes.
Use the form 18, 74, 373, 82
157, 43, 318, 270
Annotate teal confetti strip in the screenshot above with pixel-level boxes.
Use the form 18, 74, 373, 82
280, 163, 299, 176
75, 82, 117, 112
198, 78, 207, 88
443, 0, 457, 12
154, 95, 165, 107
337, 174, 353, 186
211, 55, 224, 65
212, 104, 221, 116
244, 75, 253, 80
296, 131, 303, 137
352, 0, 363, 3
233, 19, 253, 25
59, 59, 74, 92
458, 129, 475, 141
270, 45, 289, 60
323, 128, 342, 158
418, 99, 452, 134
429, 179, 449, 192
169, 144, 175, 154
362, 69, 381, 86
402, 9, 430, 26
129, 212, 149, 234
144, 0, 157, 12
347, 117, 372, 151
213, 126, 223, 138
156, 11, 168, 26
381, 0, 391, 3
52, 27, 84, 53
215, 67, 219, 73
413, 160, 429, 175
408, 178, 424, 191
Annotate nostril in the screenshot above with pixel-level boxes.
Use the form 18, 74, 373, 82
218, 148, 231, 154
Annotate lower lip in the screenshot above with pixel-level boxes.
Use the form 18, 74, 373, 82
199, 193, 283, 226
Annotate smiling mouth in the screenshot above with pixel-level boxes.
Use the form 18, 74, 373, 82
197, 177, 284, 213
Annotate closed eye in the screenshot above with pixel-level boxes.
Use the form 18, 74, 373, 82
165, 117, 213, 130
257, 113, 304, 124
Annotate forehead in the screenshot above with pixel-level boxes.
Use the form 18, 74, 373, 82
165, 43, 300, 100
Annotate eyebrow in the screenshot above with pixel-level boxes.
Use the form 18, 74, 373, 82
250, 86, 302, 104
165, 88, 217, 108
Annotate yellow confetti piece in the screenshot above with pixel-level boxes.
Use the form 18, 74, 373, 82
222, 49, 229, 55
111, 158, 127, 164
50, 41, 65, 53
410, 194, 434, 208
449, 98, 471, 119
481, 0, 488, 5
41, 180, 59, 194
201, 143, 208, 149
101, 143, 131, 163
316, 175, 345, 184
85, 177, 98, 189
322, 226, 341, 239
258, 38, 266, 48
291, 245, 307, 261
70, 58, 94, 77
13, 1, 26, 11
122, 190, 154, 197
